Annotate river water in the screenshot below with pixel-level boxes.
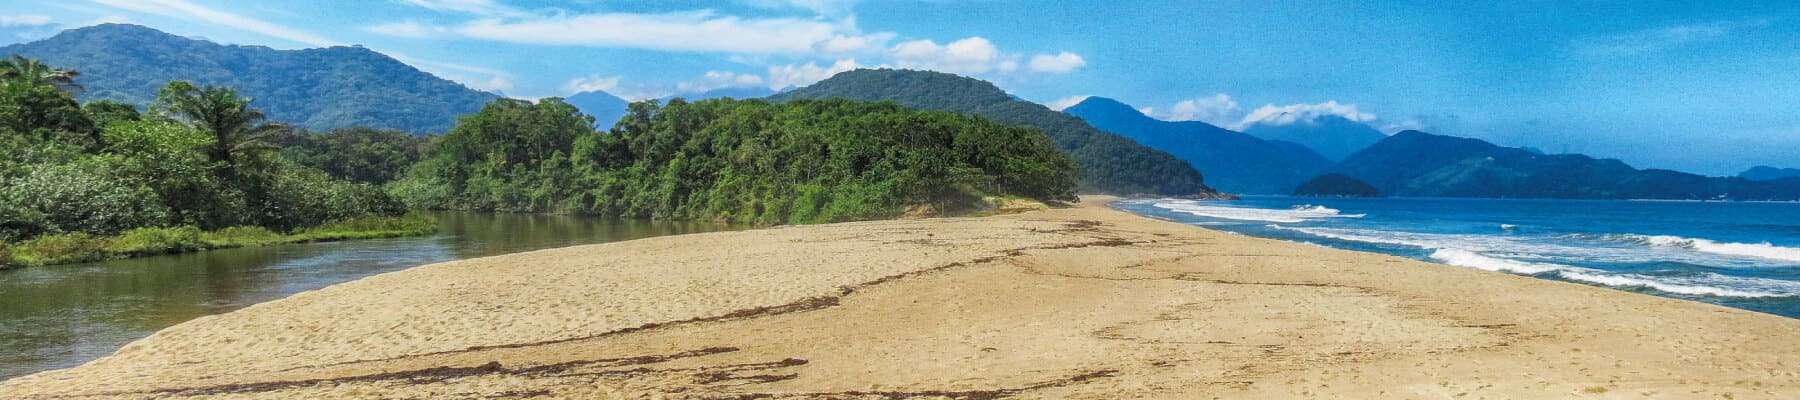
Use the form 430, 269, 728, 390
0, 212, 735, 380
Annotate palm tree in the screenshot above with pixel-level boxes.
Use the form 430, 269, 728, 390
152, 81, 286, 174
0, 55, 81, 93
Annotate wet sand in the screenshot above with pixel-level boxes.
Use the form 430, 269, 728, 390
4, 196, 1799, 399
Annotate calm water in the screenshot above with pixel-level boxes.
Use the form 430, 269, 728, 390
1114, 196, 1800, 318
0, 212, 735, 380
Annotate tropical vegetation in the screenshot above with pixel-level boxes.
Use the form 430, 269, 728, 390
0, 57, 428, 268
768, 68, 1214, 196
390, 97, 1079, 225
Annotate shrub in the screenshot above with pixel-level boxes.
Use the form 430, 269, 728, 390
291, 215, 436, 242
3, 162, 170, 235
11, 232, 108, 265
202, 226, 282, 246
105, 226, 207, 256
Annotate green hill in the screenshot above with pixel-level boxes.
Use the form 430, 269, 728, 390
0, 24, 494, 133
769, 69, 1214, 196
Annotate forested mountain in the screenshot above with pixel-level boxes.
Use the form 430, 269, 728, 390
0, 24, 494, 133
1293, 174, 1381, 197
1065, 97, 1330, 194
1242, 115, 1388, 160
768, 69, 1214, 196
390, 98, 1078, 224
564, 90, 629, 129
1318, 130, 1800, 200
1740, 166, 1800, 181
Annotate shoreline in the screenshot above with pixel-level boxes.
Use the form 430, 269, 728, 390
0, 215, 436, 269
6, 196, 1800, 398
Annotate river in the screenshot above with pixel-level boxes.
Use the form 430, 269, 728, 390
0, 212, 736, 380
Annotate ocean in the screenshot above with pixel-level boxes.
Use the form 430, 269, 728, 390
1112, 196, 1800, 318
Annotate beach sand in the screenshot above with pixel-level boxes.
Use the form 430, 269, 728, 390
5, 196, 1799, 399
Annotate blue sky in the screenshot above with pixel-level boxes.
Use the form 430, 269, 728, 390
2, 0, 1797, 175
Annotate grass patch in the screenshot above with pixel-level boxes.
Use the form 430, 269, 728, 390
1, 215, 437, 269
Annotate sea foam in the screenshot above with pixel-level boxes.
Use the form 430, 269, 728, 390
1152, 201, 1362, 224
1272, 227, 1798, 298
1624, 234, 1800, 263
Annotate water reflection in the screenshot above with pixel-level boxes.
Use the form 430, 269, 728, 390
0, 212, 735, 379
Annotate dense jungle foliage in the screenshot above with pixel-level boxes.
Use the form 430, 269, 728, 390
0, 57, 425, 267
390, 97, 1079, 225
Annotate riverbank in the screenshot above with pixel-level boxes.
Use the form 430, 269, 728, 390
0, 215, 436, 269
5, 196, 1799, 398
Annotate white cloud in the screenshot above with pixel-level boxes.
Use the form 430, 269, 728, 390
471, 75, 514, 93
1378, 118, 1427, 134
0, 15, 54, 27
816, 32, 893, 53
677, 70, 767, 93
1571, 19, 1771, 58
1236, 100, 1376, 129
451, 11, 891, 55
1027, 52, 1085, 73
90, 0, 339, 47
562, 74, 622, 94
890, 37, 1004, 74
740, 0, 862, 17
397, 0, 524, 17
1044, 95, 1090, 111
1138, 106, 1155, 116
364, 20, 447, 38
766, 58, 860, 89
1165, 93, 1239, 126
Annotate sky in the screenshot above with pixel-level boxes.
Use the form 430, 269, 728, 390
2, 0, 1798, 175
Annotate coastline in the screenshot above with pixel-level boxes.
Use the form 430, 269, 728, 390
0, 215, 436, 269
6, 196, 1799, 398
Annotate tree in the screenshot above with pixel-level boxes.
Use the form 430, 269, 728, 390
82, 100, 141, 128
0, 55, 81, 94
151, 81, 286, 179
0, 58, 95, 146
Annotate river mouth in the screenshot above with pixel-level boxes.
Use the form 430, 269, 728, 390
0, 212, 738, 380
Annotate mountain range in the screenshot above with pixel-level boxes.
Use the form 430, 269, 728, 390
770, 69, 1215, 196
1064, 97, 1330, 194
1242, 115, 1389, 161
1317, 130, 1800, 200
1, 24, 495, 133
1740, 166, 1800, 182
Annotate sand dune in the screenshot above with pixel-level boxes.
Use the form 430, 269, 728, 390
5, 197, 1799, 399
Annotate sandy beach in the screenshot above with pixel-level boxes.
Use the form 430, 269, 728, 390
4, 196, 1799, 399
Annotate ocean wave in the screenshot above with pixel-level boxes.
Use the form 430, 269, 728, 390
1556, 271, 1800, 298
1595, 234, 1800, 263
1428, 249, 1565, 275
1151, 201, 1363, 223
1428, 249, 1799, 298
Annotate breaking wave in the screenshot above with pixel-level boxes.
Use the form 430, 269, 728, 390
1151, 201, 1362, 223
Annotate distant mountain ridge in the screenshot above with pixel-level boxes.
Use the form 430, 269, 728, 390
770, 69, 1215, 196
1065, 96, 1331, 194
662, 87, 778, 102
1319, 130, 1800, 200
0, 24, 495, 133
564, 90, 629, 129
1740, 166, 1800, 182
1242, 115, 1388, 160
